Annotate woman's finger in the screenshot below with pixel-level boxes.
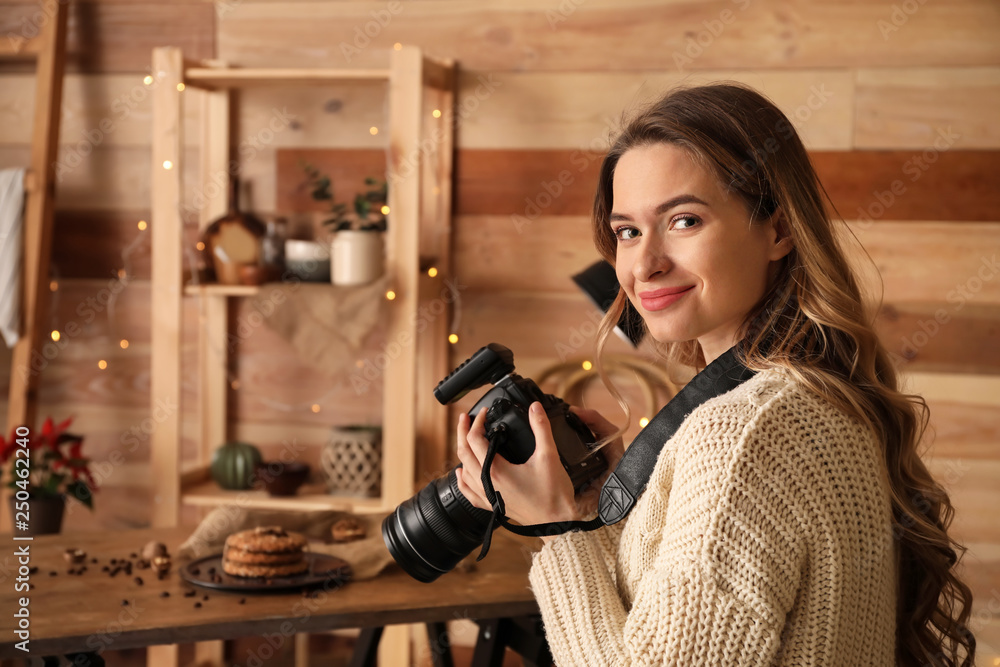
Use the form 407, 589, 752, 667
454, 466, 490, 511
570, 406, 619, 440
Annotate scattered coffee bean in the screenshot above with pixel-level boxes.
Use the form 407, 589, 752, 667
194, 602, 202, 608
202, 594, 209, 601
134, 577, 144, 586
191, 567, 200, 575
91, 558, 98, 564
29, 566, 38, 575
121, 600, 129, 606
49, 571, 57, 577
160, 591, 170, 598
207, 567, 216, 575
110, 559, 118, 565
184, 590, 197, 598
239, 598, 246, 605
101, 565, 110, 573
129, 552, 138, 559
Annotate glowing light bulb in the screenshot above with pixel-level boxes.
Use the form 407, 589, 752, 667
369, 126, 379, 136
119, 339, 129, 349
176, 83, 185, 92
582, 360, 593, 371
143, 75, 153, 85
639, 417, 650, 428
380, 205, 390, 215
50, 330, 60, 342
393, 43, 403, 50
448, 334, 459, 344
162, 160, 173, 170
385, 290, 396, 300
98, 360, 108, 370
196, 241, 205, 251
311, 404, 321, 413
427, 267, 438, 278
137, 220, 147, 231
432, 109, 442, 118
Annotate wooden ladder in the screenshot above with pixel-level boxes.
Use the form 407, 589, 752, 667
1, 2, 68, 437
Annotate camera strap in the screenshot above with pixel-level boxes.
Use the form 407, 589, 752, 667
477, 344, 757, 559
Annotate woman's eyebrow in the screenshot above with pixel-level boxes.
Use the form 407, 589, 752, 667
610, 194, 710, 221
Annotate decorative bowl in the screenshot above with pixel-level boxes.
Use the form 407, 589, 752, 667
254, 462, 311, 497
284, 240, 330, 282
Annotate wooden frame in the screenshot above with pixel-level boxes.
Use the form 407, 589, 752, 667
149, 46, 456, 667
3, 2, 68, 439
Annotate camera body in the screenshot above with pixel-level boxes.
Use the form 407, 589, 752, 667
436, 343, 605, 490
382, 343, 607, 583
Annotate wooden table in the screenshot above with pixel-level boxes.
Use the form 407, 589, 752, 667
0, 527, 551, 665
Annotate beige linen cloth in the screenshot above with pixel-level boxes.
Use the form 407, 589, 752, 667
0, 168, 25, 348
176, 506, 395, 581
249, 276, 388, 378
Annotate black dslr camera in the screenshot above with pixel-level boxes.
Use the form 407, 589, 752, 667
382, 343, 607, 583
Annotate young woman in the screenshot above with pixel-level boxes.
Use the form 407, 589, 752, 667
455, 83, 975, 665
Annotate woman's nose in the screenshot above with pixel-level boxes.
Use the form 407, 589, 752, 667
633, 239, 671, 282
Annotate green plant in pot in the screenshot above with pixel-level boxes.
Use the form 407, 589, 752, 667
301, 165, 388, 286
210, 441, 263, 490
1, 417, 98, 535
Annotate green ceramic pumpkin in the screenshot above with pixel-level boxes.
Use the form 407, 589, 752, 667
210, 441, 263, 490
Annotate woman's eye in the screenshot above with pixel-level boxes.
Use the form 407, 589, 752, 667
672, 215, 700, 230
613, 226, 639, 241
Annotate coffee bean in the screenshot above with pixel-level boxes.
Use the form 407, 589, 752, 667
122, 600, 129, 606
134, 577, 144, 586
194, 602, 202, 608
160, 591, 170, 598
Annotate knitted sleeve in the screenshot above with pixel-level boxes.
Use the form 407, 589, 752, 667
529, 399, 806, 666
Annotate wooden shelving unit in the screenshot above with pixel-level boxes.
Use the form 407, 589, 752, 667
149, 46, 457, 528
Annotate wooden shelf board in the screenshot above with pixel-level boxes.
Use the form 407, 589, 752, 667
184, 68, 391, 89
183, 283, 262, 296
181, 480, 388, 514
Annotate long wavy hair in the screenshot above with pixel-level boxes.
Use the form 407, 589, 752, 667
591, 82, 975, 666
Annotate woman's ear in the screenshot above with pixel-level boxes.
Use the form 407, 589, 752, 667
768, 210, 794, 261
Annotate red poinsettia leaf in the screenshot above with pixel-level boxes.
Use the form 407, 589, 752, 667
67, 440, 84, 459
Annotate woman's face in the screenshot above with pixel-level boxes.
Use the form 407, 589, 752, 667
611, 143, 792, 364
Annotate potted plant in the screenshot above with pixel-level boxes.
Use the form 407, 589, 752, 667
302, 164, 387, 286
1, 417, 98, 535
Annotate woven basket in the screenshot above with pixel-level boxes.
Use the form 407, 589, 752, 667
321, 426, 382, 497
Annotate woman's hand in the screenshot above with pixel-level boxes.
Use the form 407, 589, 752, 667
454, 402, 624, 529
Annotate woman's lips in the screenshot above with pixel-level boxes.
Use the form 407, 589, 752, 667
638, 286, 694, 311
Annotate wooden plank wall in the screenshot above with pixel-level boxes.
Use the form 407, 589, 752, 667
0, 0, 998, 659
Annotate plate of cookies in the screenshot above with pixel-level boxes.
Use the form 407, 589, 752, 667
179, 526, 352, 592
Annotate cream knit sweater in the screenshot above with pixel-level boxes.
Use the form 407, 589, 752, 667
529, 368, 897, 666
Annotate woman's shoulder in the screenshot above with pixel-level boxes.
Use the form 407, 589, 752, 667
679, 365, 872, 455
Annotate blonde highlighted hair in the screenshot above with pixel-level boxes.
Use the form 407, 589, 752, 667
592, 82, 975, 666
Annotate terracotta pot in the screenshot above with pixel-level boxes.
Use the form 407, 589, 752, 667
8, 494, 66, 536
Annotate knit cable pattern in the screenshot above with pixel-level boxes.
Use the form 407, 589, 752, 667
529, 369, 897, 666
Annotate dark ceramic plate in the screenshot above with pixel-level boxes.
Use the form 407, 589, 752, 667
179, 553, 352, 593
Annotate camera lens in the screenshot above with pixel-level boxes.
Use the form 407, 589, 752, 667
381, 468, 495, 583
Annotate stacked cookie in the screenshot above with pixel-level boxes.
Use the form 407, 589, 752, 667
222, 526, 309, 578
